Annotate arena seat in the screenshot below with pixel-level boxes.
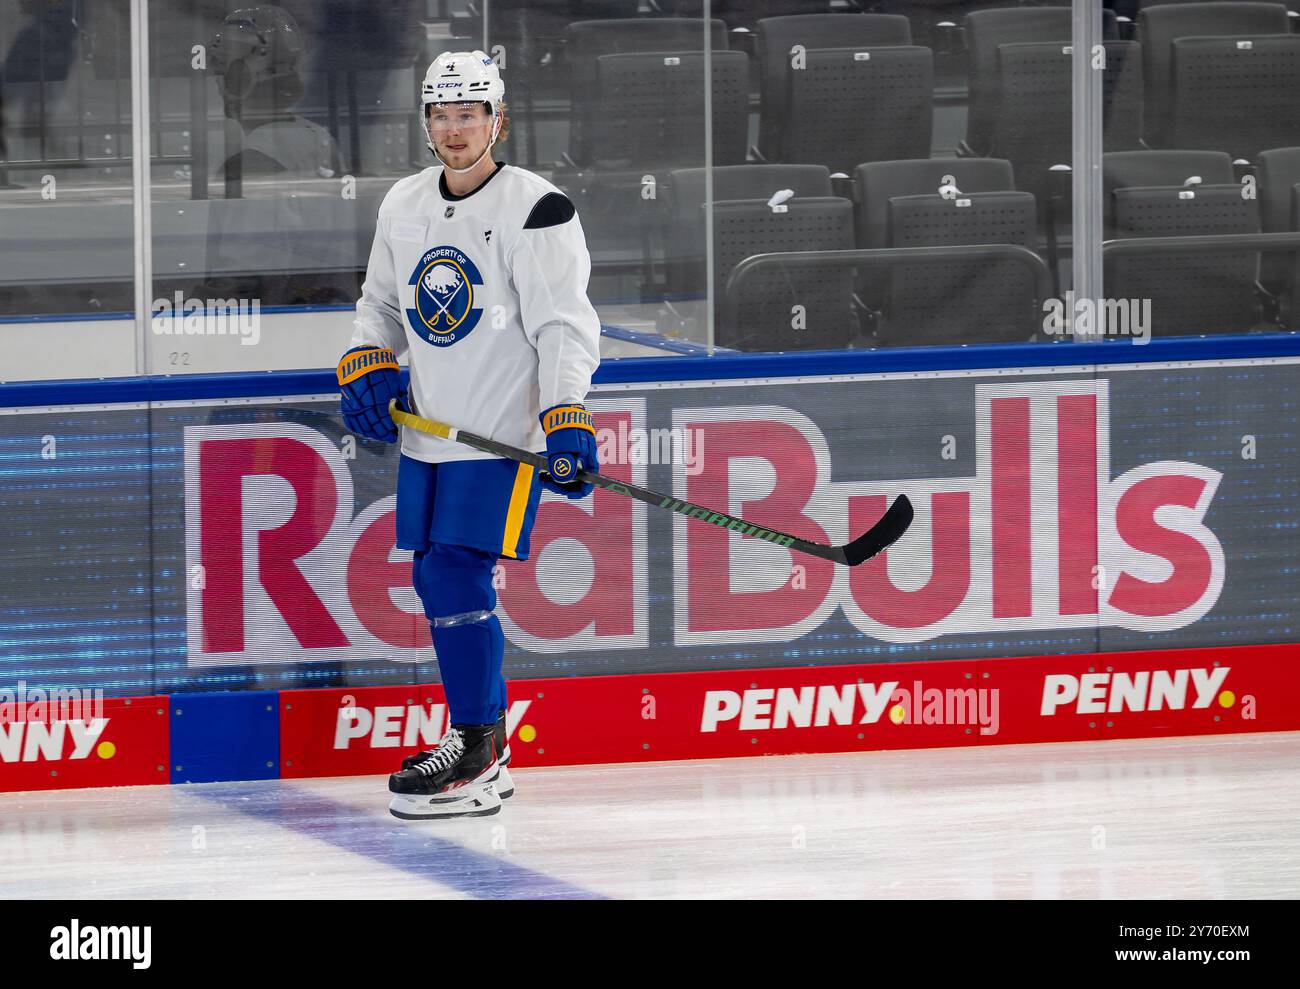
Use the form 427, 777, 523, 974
562, 47, 747, 282
851, 158, 1042, 346
711, 196, 858, 351
1104, 150, 1263, 334
1102, 149, 1237, 231
1138, 2, 1292, 148
854, 158, 1019, 251
1292, 185, 1300, 325
883, 192, 1041, 345
773, 46, 934, 172
664, 164, 835, 300
988, 40, 1142, 205
1168, 35, 1300, 157
657, 1, 834, 31
754, 13, 914, 161
1255, 147, 1300, 311
962, 7, 1121, 159
590, 50, 749, 170
564, 18, 730, 168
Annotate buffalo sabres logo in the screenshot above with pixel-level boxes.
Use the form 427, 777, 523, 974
405, 245, 485, 346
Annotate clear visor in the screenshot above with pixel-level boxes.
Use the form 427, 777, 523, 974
425, 102, 494, 133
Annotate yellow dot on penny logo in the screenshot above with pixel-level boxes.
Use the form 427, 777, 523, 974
96, 741, 117, 760
518, 724, 536, 743
1218, 690, 1236, 708
889, 704, 906, 725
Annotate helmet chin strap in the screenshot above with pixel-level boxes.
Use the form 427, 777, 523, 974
430, 108, 502, 175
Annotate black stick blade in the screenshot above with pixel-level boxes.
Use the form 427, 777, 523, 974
839, 495, 914, 567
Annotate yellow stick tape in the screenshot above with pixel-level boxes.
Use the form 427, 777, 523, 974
388, 400, 456, 441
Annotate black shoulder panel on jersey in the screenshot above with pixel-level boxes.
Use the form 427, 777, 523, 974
523, 192, 576, 229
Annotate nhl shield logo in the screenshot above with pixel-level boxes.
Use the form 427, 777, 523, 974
445, 206, 455, 218
405, 245, 485, 346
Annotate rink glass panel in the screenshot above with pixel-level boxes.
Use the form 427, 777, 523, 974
9, 2, 1298, 381
143, 0, 421, 377
0, 0, 137, 376
138, 0, 713, 374
1, 361, 1296, 697
1100, 0, 1300, 341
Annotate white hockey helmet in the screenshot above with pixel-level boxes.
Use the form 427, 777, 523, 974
420, 50, 505, 172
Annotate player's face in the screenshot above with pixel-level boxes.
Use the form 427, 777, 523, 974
427, 102, 494, 167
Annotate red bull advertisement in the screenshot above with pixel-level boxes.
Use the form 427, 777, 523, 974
0, 359, 1294, 709
180, 375, 1231, 671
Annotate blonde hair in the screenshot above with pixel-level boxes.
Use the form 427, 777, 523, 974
494, 100, 510, 146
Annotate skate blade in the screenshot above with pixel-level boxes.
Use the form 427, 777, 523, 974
388, 784, 502, 821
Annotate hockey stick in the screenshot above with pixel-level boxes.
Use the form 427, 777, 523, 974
388, 399, 913, 567
423, 277, 465, 323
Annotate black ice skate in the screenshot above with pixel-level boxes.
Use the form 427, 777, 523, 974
388, 723, 500, 820
493, 710, 515, 799
401, 711, 514, 799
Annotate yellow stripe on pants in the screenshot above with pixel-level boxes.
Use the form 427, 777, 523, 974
501, 463, 535, 559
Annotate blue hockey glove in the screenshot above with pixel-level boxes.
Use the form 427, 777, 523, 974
338, 346, 402, 443
539, 404, 599, 499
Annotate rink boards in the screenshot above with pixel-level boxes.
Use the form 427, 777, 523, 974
1, 642, 1298, 791
3, 338, 1300, 791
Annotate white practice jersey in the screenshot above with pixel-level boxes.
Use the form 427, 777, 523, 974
350, 162, 601, 463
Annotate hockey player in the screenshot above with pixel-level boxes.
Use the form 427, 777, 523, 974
336, 51, 601, 819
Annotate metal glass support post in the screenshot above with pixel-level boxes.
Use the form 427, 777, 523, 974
130, 0, 154, 376
1071, 0, 1104, 323
703, 1, 716, 356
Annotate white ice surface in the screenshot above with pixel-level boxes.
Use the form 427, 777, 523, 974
3, 732, 1298, 899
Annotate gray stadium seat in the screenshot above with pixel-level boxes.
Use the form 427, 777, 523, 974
1169, 35, 1300, 157
1102, 148, 1236, 231
776, 46, 933, 172
564, 18, 730, 168
881, 191, 1042, 346
713, 196, 858, 351
565, 48, 748, 276
664, 164, 835, 299
1138, 2, 1292, 148
989, 40, 1142, 204
754, 13, 914, 161
660, 1, 833, 30
962, 7, 1121, 158
1105, 173, 1263, 334
591, 50, 749, 169
854, 158, 1019, 251
1122, 0, 1300, 14
1292, 184, 1300, 325
1256, 148, 1300, 298
852, 158, 1042, 346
